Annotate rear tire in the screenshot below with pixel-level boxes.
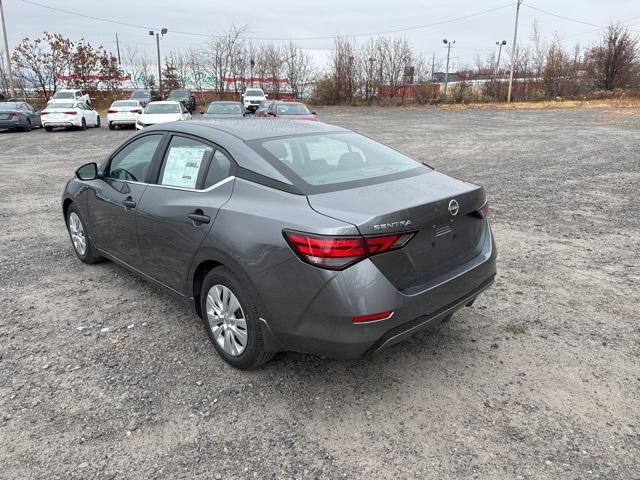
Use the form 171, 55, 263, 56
200, 267, 274, 369
44, 126, 53, 132
66, 204, 103, 264
108, 123, 115, 130
80, 118, 87, 130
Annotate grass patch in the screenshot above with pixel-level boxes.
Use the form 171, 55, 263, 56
505, 323, 529, 335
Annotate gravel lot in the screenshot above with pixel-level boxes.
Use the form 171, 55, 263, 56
0, 106, 639, 480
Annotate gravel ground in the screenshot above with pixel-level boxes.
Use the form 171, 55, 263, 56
0, 106, 638, 480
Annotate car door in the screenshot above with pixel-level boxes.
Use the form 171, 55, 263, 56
136, 134, 235, 293
85, 103, 98, 125
24, 103, 41, 126
88, 133, 165, 268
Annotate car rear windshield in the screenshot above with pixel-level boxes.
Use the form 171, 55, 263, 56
207, 103, 243, 114
249, 132, 426, 192
53, 92, 75, 99
245, 90, 264, 97
144, 104, 180, 114
112, 101, 138, 107
131, 91, 150, 98
276, 103, 310, 115
47, 102, 76, 109
168, 89, 188, 97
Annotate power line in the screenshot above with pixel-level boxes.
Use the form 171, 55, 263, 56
523, 3, 605, 28
21, 0, 515, 41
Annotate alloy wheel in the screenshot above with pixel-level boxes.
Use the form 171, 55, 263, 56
205, 284, 248, 356
68, 212, 86, 256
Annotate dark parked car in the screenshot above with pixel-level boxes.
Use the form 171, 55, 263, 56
0, 101, 42, 131
167, 88, 196, 112
266, 101, 317, 121
201, 101, 245, 119
255, 100, 274, 117
63, 120, 496, 369
129, 89, 160, 107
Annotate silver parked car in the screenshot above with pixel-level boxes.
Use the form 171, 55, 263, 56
62, 119, 496, 368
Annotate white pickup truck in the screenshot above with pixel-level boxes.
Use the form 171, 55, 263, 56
242, 88, 267, 113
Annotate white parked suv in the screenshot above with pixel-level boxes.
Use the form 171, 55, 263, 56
242, 88, 267, 113
48, 89, 91, 106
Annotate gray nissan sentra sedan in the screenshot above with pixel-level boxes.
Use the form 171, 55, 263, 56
62, 119, 496, 369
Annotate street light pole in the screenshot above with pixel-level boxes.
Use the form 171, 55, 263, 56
495, 40, 507, 78
507, 0, 523, 103
0, 0, 15, 97
149, 28, 167, 96
442, 39, 455, 97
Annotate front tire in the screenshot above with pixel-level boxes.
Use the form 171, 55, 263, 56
200, 267, 274, 369
66, 204, 103, 264
108, 123, 115, 130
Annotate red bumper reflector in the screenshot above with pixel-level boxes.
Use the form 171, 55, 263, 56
352, 311, 393, 324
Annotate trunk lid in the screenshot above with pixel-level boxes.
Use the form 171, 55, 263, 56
307, 170, 488, 291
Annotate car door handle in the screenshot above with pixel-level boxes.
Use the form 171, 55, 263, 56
122, 199, 136, 209
187, 212, 210, 224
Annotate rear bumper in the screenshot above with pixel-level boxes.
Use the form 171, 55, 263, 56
42, 121, 77, 127
257, 222, 497, 359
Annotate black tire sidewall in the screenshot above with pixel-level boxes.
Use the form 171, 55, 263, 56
66, 204, 98, 263
24, 119, 31, 132
200, 268, 263, 369
96, 116, 100, 127
81, 118, 86, 130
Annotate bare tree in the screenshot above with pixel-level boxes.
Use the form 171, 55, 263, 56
531, 18, 546, 80
284, 41, 314, 98
331, 36, 357, 103
543, 34, 570, 97
12, 32, 73, 100
123, 45, 155, 89
587, 24, 639, 90
204, 24, 247, 99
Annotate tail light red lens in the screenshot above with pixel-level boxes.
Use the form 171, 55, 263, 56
477, 200, 490, 218
64, 111, 78, 115
10, 112, 20, 117
283, 230, 415, 270
352, 311, 393, 324
131, 109, 142, 113
107, 109, 117, 113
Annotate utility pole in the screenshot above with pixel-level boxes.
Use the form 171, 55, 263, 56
149, 28, 167, 96
367, 56, 374, 103
495, 40, 507, 78
431, 53, 435, 82
507, 0, 523, 103
0, 0, 15, 98
442, 39, 455, 97
115, 33, 121, 65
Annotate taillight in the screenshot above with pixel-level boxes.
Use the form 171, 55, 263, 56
477, 200, 490, 218
352, 311, 393, 324
283, 230, 415, 270
131, 109, 142, 113
64, 111, 78, 115
107, 109, 117, 113
40, 111, 49, 115
10, 112, 20, 117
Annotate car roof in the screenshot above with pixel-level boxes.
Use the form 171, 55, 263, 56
208, 101, 242, 104
147, 101, 181, 105
145, 118, 345, 141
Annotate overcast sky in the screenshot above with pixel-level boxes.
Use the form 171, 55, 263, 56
3, 0, 639, 70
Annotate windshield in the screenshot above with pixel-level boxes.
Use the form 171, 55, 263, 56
276, 103, 311, 115
168, 89, 188, 98
112, 100, 138, 107
46, 102, 76, 109
0, 103, 20, 111
207, 103, 243, 114
53, 91, 75, 99
144, 103, 180, 114
250, 132, 424, 189
244, 90, 264, 97
131, 91, 150, 99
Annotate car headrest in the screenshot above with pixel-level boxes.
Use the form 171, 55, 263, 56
339, 151, 364, 169
267, 143, 288, 159
303, 158, 329, 175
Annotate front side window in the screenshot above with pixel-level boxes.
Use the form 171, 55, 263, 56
107, 135, 162, 182
276, 103, 310, 115
159, 136, 213, 189
251, 132, 425, 190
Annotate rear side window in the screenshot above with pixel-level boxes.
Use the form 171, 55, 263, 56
251, 132, 424, 190
107, 135, 162, 182
203, 150, 232, 188
159, 136, 213, 189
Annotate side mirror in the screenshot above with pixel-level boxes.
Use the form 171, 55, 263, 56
76, 162, 99, 181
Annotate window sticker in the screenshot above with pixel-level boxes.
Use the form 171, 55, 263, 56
161, 145, 211, 188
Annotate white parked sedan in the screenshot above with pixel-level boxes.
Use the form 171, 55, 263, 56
41, 102, 100, 131
136, 101, 191, 130
107, 100, 144, 130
